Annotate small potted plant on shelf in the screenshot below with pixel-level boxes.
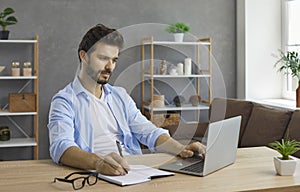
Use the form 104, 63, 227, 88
23, 61, 32, 76
165, 22, 190, 42
0, 7, 18, 40
274, 50, 300, 107
268, 135, 300, 176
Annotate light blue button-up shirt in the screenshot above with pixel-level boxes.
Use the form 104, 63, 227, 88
48, 76, 169, 164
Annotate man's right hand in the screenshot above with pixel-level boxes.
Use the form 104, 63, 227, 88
95, 152, 130, 176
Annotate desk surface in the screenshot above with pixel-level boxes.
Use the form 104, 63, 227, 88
0, 147, 299, 192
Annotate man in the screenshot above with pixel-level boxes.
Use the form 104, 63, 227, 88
48, 24, 205, 176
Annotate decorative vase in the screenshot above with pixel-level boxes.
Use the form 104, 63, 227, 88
177, 63, 184, 75
11, 61, 20, 76
297, 81, 300, 108
184, 58, 192, 75
153, 94, 165, 108
173, 95, 185, 107
273, 156, 298, 176
168, 64, 177, 75
173, 33, 184, 42
23, 61, 32, 76
11, 68, 20, 76
23, 68, 32, 76
160, 59, 167, 75
189, 95, 202, 106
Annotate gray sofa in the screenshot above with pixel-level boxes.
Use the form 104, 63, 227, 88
165, 98, 300, 158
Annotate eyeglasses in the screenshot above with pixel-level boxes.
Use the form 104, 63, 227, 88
54, 171, 98, 190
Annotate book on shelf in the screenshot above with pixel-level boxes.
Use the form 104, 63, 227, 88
97, 165, 174, 186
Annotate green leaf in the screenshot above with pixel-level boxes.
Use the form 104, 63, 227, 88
6, 16, 18, 25
0, 7, 17, 30
166, 22, 190, 33
274, 50, 300, 81
3, 8, 14, 16
269, 138, 300, 160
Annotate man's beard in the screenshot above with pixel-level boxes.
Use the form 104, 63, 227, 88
86, 64, 111, 85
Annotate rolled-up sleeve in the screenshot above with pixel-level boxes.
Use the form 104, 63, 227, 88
48, 94, 78, 164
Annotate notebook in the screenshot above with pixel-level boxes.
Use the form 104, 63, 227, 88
97, 165, 174, 186
159, 116, 242, 176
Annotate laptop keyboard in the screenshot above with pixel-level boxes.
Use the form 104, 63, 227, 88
180, 160, 204, 173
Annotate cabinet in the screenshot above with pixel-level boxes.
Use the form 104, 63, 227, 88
141, 36, 212, 126
0, 36, 39, 160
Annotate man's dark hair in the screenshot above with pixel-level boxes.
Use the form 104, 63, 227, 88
78, 24, 124, 62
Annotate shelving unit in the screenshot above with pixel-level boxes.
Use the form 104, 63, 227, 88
141, 36, 212, 126
0, 36, 39, 160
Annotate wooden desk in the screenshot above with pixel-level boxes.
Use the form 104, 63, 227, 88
0, 147, 299, 192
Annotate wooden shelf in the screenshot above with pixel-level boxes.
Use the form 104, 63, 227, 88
0, 110, 37, 116
143, 40, 211, 46
0, 39, 37, 44
0, 76, 37, 80
143, 103, 210, 112
0, 138, 37, 148
144, 74, 211, 78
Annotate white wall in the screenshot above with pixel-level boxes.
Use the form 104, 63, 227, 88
237, 0, 283, 100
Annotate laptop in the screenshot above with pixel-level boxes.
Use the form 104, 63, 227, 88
159, 116, 241, 176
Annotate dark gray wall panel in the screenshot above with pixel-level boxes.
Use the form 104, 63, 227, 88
0, 0, 236, 159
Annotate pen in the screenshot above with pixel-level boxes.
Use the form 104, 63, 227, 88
116, 140, 123, 157
116, 140, 128, 174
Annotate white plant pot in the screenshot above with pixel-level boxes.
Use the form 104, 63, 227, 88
273, 156, 298, 176
173, 33, 184, 42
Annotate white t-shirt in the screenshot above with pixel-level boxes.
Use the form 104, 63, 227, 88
86, 90, 130, 156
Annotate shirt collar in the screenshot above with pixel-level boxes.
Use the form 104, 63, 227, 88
73, 76, 112, 96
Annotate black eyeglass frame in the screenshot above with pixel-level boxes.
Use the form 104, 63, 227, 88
54, 171, 98, 190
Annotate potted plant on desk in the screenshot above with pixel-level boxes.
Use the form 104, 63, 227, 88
269, 135, 300, 176
274, 50, 300, 107
165, 22, 190, 42
0, 7, 18, 40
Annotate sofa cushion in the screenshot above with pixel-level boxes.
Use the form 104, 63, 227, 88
210, 98, 253, 145
286, 110, 300, 158
240, 103, 292, 147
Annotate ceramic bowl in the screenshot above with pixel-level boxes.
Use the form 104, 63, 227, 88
0, 66, 6, 73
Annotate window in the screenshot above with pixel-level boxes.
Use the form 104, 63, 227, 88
282, 0, 300, 99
